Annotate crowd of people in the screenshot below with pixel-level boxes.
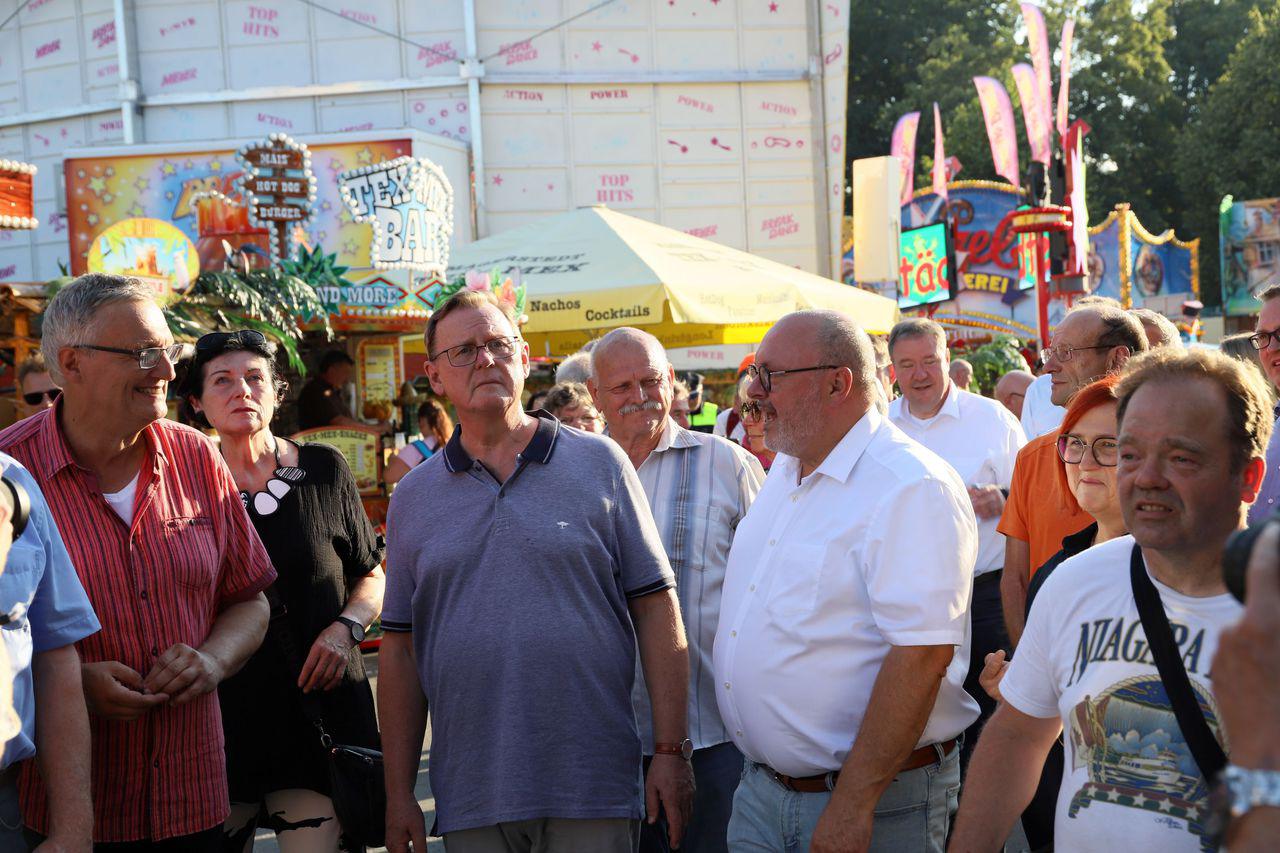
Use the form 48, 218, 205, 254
0, 271, 1277, 853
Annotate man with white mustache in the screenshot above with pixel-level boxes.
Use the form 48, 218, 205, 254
886, 318, 1026, 770
1245, 282, 1280, 524
588, 328, 764, 853
713, 310, 978, 853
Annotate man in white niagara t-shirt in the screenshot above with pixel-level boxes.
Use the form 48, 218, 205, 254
950, 347, 1272, 853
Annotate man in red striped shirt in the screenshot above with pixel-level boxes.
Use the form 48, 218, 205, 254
0, 274, 276, 851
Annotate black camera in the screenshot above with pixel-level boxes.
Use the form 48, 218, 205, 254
0, 475, 31, 541
1222, 510, 1276, 602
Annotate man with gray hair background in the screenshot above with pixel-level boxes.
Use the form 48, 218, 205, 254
714, 309, 978, 853
589, 328, 765, 853
0, 273, 275, 849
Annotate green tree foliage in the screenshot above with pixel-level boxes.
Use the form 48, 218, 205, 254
1175, 4, 1280, 305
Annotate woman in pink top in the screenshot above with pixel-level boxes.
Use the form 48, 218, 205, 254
384, 399, 454, 486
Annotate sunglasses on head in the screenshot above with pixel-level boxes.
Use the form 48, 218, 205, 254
21, 389, 58, 406
196, 330, 268, 354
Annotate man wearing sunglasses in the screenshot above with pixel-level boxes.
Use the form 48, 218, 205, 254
15, 354, 59, 420
380, 289, 693, 853
0, 273, 276, 851
1245, 282, 1280, 524
713, 310, 979, 853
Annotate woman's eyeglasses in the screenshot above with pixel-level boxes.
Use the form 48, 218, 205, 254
1056, 434, 1119, 467
21, 389, 58, 406
739, 401, 763, 424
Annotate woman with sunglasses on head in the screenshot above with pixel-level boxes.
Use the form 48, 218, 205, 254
978, 374, 1125, 853
178, 330, 384, 853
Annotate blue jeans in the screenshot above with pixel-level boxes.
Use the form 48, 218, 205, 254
641, 741, 744, 853
0, 781, 24, 853
726, 746, 960, 853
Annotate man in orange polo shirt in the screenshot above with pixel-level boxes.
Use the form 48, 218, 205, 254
998, 304, 1147, 645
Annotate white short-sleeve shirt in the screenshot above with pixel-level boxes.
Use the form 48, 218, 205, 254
889, 385, 1027, 575
713, 409, 980, 777
1020, 373, 1067, 438
1001, 535, 1242, 853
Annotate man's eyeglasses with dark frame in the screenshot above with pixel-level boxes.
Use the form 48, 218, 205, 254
73, 343, 185, 371
430, 336, 521, 368
745, 362, 838, 395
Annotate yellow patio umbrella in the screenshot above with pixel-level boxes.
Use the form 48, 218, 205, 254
445, 206, 898, 357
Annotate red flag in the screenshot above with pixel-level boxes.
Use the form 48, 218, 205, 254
932, 103, 947, 200
890, 111, 922, 205
1057, 19, 1075, 137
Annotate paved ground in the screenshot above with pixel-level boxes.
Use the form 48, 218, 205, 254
255, 651, 444, 852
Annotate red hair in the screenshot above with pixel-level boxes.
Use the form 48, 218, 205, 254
1055, 374, 1123, 514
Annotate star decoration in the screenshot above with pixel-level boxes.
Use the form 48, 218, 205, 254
493, 175, 503, 186
135, 177, 150, 190
86, 214, 99, 226
102, 193, 113, 204
592, 41, 603, 52
342, 240, 358, 255
105, 167, 114, 176
320, 200, 332, 211
768, 1, 778, 9
161, 162, 177, 176
128, 205, 143, 217
316, 230, 328, 242
165, 191, 175, 200
184, 160, 194, 169
210, 159, 222, 172
87, 176, 107, 195
356, 147, 374, 165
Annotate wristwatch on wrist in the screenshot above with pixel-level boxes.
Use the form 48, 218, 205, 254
654, 738, 694, 760
336, 616, 365, 645
1224, 765, 1280, 819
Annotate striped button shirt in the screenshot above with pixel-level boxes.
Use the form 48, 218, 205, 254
631, 419, 764, 752
0, 406, 276, 842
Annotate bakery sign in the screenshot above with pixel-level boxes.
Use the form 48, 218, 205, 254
235, 133, 317, 260
338, 156, 453, 274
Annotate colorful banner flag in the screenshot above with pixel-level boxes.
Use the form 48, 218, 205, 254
932, 103, 947, 201
890, 111, 921, 206
1011, 64, 1052, 166
973, 77, 1020, 188
1057, 18, 1075, 137
1021, 3, 1053, 131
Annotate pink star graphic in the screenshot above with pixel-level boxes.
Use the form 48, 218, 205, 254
493, 175, 503, 186
768, 1, 778, 10
592, 41, 603, 52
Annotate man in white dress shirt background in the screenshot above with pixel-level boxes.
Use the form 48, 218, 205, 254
713, 309, 979, 853
887, 318, 1026, 769
589, 328, 766, 853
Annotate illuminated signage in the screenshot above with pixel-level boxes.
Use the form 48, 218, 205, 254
897, 222, 957, 308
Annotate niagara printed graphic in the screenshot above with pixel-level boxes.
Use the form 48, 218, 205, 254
1067, 674, 1225, 851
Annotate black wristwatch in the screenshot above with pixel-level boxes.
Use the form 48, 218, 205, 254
336, 616, 365, 645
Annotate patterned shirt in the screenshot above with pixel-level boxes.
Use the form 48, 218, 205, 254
0, 405, 276, 842
632, 419, 765, 752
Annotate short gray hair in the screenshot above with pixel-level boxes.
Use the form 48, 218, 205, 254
887, 317, 946, 357
589, 327, 669, 380
42, 273, 156, 384
1256, 281, 1280, 303
556, 350, 594, 384
1129, 308, 1181, 349
794, 309, 876, 395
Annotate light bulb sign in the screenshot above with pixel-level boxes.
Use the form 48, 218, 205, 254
235, 132, 317, 261
338, 156, 454, 275
897, 222, 957, 309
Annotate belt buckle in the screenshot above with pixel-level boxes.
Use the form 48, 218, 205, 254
771, 769, 789, 789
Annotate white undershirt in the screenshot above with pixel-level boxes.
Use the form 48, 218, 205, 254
102, 472, 140, 526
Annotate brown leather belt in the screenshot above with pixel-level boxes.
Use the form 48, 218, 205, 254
765, 738, 958, 793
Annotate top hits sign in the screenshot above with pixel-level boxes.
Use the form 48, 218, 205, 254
235, 133, 317, 260
338, 156, 454, 275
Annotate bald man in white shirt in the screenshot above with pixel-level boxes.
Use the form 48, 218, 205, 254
714, 310, 979, 853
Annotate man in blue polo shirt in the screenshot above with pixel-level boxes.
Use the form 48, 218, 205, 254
380, 289, 694, 853
0, 452, 100, 852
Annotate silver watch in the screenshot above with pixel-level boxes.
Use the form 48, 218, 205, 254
1225, 765, 1280, 819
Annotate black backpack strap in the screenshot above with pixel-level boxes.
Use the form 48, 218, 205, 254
1129, 543, 1227, 782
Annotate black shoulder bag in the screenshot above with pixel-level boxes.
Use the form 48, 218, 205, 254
1129, 544, 1227, 784
268, 599, 387, 847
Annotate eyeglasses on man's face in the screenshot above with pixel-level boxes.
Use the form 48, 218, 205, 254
1056, 434, 1119, 467
745, 362, 838, 395
430, 336, 520, 368
1042, 342, 1112, 364
74, 343, 185, 371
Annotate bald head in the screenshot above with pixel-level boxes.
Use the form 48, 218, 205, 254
772, 310, 877, 395
591, 327, 669, 378
995, 369, 1034, 418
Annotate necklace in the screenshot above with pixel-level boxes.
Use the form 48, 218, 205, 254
233, 434, 307, 516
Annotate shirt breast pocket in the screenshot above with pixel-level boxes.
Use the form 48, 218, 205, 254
763, 543, 826, 618
161, 517, 220, 593
669, 503, 728, 575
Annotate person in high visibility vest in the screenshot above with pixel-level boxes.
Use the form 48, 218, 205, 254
684, 372, 719, 433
